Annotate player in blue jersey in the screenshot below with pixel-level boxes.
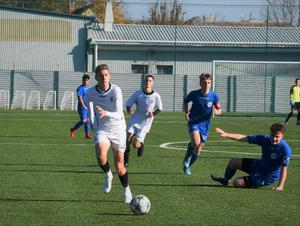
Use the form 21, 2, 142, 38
211, 123, 292, 191
183, 73, 222, 175
70, 74, 92, 139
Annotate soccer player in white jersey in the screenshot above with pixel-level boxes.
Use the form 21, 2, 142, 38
85, 64, 132, 203
124, 75, 163, 167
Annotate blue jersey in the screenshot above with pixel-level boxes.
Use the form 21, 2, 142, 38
77, 85, 90, 110
247, 135, 292, 185
184, 90, 220, 126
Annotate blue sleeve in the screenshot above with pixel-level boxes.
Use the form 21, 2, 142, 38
214, 92, 220, 104
184, 92, 192, 103
77, 87, 83, 97
281, 142, 292, 167
247, 134, 267, 146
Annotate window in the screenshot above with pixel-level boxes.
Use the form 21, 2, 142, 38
131, 64, 148, 74
156, 65, 173, 75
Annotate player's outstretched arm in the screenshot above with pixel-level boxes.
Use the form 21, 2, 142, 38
215, 128, 247, 142
273, 166, 287, 191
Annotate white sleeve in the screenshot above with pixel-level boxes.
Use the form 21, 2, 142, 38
88, 101, 94, 125
156, 93, 163, 111
125, 91, 138, 108
105, 87, 124, 120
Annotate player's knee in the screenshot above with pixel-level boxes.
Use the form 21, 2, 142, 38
233, 178, 245, 188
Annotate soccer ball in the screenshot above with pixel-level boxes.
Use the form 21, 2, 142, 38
130, 195, 151, 215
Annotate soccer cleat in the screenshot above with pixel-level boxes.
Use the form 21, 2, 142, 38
85, 134, 92, 139
210, 174, 228, 186
103, 171, 113, 193
183, 166, 192, 176
137, 143, 144, 157
123, 185, 132, 204
70, 128, 76, 138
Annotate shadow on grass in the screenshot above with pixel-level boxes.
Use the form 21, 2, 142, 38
0, 198, 119, 203
0, 163, 97, 167
0, 169, 99, 174
96, 213, 134, 216
131, 183, 233, 188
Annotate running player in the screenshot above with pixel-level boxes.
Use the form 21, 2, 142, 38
70, 74, 91, 139
183, 73, 222, 175
124, 75, 162, 167
285, 78, 300, 125
86, 64, 132, 203
211, 123, 292, 191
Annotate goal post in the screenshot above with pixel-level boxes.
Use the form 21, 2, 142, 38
60, 91, 75, 110
26, 90, 41, 110
43, 91, 56, 110
0, 90, 10, 109
10, 90, 26, 109
212, 60, 300, 113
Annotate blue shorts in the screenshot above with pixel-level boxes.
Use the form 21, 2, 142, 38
188, 122, 210, 143
78, 108, 89, 120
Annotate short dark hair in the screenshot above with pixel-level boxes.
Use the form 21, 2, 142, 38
145, 74, 154, 80
95, 64, 109, 75
295, 78, 300, 83
270, 123, 285, 134
199, 73, 212, 81
82, 74, 90, 80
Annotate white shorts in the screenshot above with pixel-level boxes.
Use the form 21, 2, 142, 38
127, 124, 148, 143
94, 129, 126, 152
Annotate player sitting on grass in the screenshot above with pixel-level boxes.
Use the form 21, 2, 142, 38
211, 123, 292, 191
124, 74, 163, 167
182, 73, 222, 175
70, 74, 92, 139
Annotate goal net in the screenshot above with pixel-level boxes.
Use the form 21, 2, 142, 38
26, 90, 41, 110
213, 61, 300, 113
43, 91, 56, 110
60, 91, 75, 110
11, 90, 26, 109
0, 90, 10, 109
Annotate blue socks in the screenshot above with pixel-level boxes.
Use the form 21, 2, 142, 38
73, 121, 84, 130
73, 120, 90, 136
84, 121, 90, 135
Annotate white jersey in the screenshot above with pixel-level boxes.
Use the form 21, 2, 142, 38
126, 89, 163, 133
86, 83, 126, 132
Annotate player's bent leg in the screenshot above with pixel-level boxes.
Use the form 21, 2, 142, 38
188, 132, 202, 168
124, 132, 134, 167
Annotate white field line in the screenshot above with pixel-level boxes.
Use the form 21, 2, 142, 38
159, 141, 300, 157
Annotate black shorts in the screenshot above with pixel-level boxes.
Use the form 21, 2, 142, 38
241, 158, 255, 188
292, 102, 300, 110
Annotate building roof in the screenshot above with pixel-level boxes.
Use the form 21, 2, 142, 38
89, 24, 300, 48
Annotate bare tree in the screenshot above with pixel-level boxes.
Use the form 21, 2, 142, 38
147, 0, 187, 25
264, 0, 300, 26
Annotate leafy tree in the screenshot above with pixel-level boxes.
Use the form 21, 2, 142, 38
90, 0, 127, 24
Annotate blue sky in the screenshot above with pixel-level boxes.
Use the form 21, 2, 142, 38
123, 0, 268, 21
